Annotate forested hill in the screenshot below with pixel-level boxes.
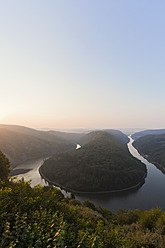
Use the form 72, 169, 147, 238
104, 129, 129, 143
0, 125, 75, 168
48, 130, 85, 143
48, 128, 129, 145
77, 129, 129, 146
132, 129, 165, 140
133, 134, 165, 173
40, 131, 146, 192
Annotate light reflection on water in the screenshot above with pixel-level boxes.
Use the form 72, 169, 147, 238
76, 144, 81, 149
13, 157, 49, 187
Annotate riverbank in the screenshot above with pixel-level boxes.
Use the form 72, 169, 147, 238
10, 168, 32, 177
39, 166, 147, 195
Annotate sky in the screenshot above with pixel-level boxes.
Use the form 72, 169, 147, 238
0, 0, 165, 129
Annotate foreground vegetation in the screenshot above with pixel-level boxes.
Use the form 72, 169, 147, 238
0, 150, 10, 181
0, 151, 165, 247
40, 132, 146, 192
133, 134, 165, 172
1, 180, 165, 247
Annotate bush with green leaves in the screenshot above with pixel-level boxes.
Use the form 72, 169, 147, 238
0, 150, 10, 181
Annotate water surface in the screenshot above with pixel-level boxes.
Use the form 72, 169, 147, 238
14, 136, 165, 212
13, 157, 49, 187
75, 136, 165, 212
14, 157, 70, 197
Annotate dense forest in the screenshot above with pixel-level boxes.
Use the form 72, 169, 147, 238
40, 131, 146, 192
132, 129, 165, 140
77, 129, 129, 145
0, 151, 165, 247
133, 134, 165, 173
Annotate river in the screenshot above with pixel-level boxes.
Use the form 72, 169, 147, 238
13, 136, 165, 212
13, 157, 70, 197
13, 157, 49, 187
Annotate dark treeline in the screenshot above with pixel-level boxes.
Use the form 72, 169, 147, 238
0, 151, 165, 247
0, 150, 10, 181
40, 132, 146, 192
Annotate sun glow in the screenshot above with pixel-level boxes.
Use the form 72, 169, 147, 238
0, 110, 7, 122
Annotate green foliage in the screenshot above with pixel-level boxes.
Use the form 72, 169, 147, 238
139, 208, 163, 230
116, 209, 141, 225
0, 150, 10, 181
0, 210, 66, 248
71, 192, 75, 199
69, 199, 82, 206
0, 179, 165, 247
40, 132, 146, 192
83, 200, 96, 211
0, 179, 103, 247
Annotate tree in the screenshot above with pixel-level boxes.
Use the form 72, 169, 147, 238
0, 150, 10, 181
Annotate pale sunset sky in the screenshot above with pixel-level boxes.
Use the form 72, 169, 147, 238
0, 1, 165, 129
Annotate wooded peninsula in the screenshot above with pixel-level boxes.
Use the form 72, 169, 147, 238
40, 131, 147, 192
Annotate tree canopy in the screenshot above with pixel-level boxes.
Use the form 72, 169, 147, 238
0, 150, 10, 181
40, 132, 146, 192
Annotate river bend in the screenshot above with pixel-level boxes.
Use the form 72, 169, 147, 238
14, 136, 165, 212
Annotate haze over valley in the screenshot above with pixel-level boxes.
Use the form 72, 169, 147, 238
1, 1, 165, 247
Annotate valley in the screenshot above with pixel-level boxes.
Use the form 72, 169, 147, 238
1, 125, 165, 212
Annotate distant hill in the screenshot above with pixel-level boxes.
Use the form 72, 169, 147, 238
104, 129, 129, 143
48, 129, 129, 145
77, 130, 107, 146
78, 129, 129, 146
40, 131, 146, 192
0, 124, 76, 144
48, 130, 85, 144
133, 134, 165, 173
132, 129, 165, 140
0, 125, 75, 168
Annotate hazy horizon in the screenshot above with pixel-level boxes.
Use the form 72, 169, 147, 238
1, 1, 165, 129
0, 123, 162, 135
